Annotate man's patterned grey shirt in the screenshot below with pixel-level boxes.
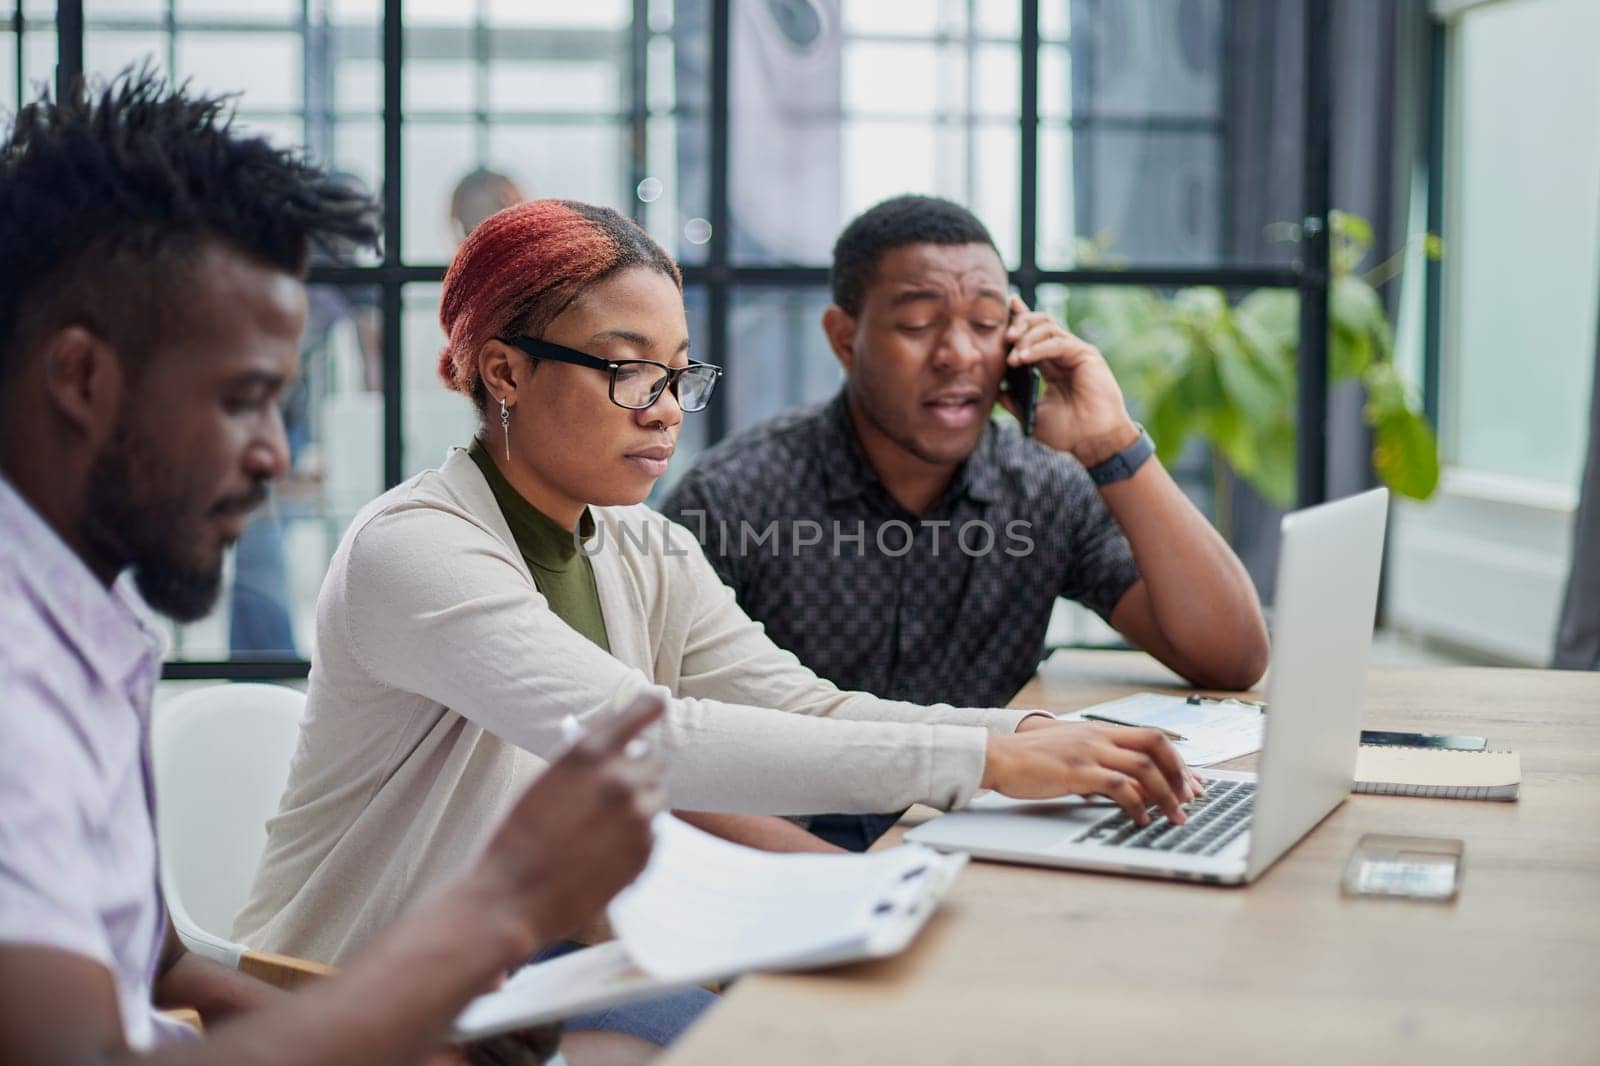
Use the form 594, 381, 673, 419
659, 391, 1141, 709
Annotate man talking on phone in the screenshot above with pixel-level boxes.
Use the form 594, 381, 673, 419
660, 194, 1268, 851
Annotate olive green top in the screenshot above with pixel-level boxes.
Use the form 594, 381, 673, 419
467, 438, 610, 652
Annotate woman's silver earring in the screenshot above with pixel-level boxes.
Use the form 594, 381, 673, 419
499, 397, 511, 461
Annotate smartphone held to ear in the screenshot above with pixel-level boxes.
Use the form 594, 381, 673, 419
1004, 362, 1040, 437
1001, 296, 1039, 436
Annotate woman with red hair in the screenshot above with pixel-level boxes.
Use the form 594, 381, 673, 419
238, 199, 1197, 1054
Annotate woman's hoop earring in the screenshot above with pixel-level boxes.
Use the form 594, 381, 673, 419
499, 397, 511, 461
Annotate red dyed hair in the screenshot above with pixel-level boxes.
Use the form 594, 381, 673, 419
437, 198, 681, 406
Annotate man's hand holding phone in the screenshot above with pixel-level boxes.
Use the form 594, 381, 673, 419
998, 294, 1140, 468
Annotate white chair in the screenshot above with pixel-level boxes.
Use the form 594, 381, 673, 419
152, 683, 328, 988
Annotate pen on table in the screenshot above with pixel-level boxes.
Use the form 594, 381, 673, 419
1081, 713, 1188, 742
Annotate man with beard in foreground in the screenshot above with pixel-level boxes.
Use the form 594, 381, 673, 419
0, 70, 665, 1066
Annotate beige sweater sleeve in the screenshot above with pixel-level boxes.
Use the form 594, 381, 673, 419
337, 500, 1005, 815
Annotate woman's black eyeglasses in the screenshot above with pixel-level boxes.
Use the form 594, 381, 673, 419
504, 336, 723, 412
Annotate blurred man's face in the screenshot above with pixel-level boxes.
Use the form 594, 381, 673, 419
453, 177, 525, 243
840, 241, 1010, 467
82, 243, 305, 620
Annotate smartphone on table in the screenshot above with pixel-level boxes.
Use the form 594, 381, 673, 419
1359, 730, 1488, 750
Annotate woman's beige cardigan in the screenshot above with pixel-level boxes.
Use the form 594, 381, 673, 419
235, 448, 1034, 964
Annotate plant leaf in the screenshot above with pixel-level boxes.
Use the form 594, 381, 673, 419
1206, 404, 1259, 477
1236, 289, 1298, 351
1253, 420, 1298, 507
1213, 325, 1288, 427
1330, 318, 1374, 381
1147, 381, 1193, 466
1173, 287, 1228, 327
1174, 349, 1226, 412
1331, 209, 1374, 251
1372, 411, 1441, 499
1361, 360, 1411, 422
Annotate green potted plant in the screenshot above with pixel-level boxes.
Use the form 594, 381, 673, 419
1059, 212, 1442, 538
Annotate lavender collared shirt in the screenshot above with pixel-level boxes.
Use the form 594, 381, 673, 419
0, 474, 193, 1050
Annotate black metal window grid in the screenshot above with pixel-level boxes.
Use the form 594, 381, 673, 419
23, 0, 1335, 682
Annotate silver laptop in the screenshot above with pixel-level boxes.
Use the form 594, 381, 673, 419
905, 487, 1389, 886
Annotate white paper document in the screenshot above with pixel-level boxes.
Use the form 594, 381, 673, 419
451, 940, 677, 1041
1055, 691, 1266, 766
611, 813, 964, 981
452, 814, 966, 1041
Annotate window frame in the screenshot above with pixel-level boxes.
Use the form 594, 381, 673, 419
32, 0, 1336, 680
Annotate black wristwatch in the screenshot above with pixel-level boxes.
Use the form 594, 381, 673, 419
1085, 424, 1155, 487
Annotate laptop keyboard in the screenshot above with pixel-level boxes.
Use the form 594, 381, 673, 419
1073, 780, 1255, 857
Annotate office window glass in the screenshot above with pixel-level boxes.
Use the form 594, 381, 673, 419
975, 0, 1019, 38
82, 4, 382, 192
401, 0, 707, 266
488, 55, 623, 115
22, 24, 53, 95
729, 1, 1019, 267
483, 0, 630, 31
176, 33, 303, 112
2, 28, 16, 118
726, 288, 841, 434
664, 0, 712, 264
1442, 0, 1600, 488
86, 0, 163, 16
85, 30, 166, 80
842, 1, 967, 36
329, 0, 378, 21
175, 0, 298, 22
31, 0, 1323, 673
1041, 125, 1224, 267
402, 282, 478, 479
404, 121, 476, 259
334, 53, 381, 113
1036, 0, 1302, 269
6, 3, 54, 112
329, 118, 381, 198
401, 46, 475, 113
485, 122, 627, 208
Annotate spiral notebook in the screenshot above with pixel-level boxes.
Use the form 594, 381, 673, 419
1354, 745, 1521, 801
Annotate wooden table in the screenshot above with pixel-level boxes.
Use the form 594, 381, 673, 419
664, 652, 1600, 1065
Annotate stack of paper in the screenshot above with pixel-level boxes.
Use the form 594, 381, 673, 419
1055, 692, 1266, 766
452, 814, 966, 1041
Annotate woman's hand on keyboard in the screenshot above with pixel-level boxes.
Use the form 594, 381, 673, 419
980, 721, 1196, 826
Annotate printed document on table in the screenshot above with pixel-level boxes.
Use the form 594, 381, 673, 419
1055, 692, 1265, 766
452, 814, 964, 1041
609, 814, 965, 982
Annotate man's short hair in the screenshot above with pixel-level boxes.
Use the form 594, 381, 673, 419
0, 66, 380, 393
829, 194, 1000, 316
